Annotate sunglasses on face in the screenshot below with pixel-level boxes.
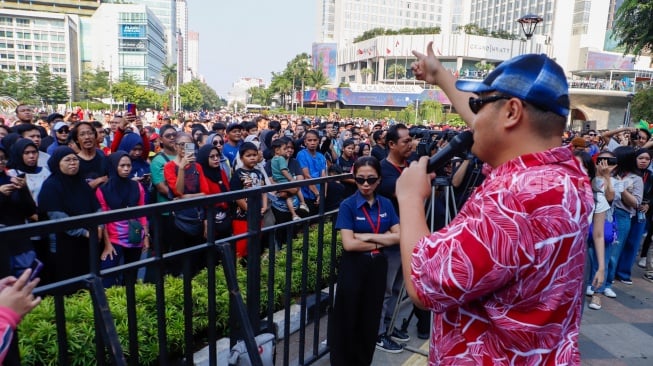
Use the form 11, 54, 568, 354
213, 140, 223, 146
354, 176, 379, 185
163, 133, 177, 139
57, 128, 69, 134
468, 95, 512, 114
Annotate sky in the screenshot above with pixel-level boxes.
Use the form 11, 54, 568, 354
187, 0, 318, 98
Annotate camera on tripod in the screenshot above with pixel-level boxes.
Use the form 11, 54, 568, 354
409, 128, 460, 158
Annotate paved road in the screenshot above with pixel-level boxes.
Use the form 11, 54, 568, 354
313, 265, 653, 365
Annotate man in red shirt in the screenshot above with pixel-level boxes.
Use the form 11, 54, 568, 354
397, 43, 594, 365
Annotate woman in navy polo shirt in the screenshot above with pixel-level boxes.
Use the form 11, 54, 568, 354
328, 156, 401, 365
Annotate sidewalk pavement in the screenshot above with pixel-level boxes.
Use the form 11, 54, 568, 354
317, 265, 653, 365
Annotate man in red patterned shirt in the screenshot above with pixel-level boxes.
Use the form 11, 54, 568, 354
397, 43, 594, 365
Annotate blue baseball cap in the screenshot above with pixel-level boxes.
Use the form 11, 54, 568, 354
456, 54, 569, 117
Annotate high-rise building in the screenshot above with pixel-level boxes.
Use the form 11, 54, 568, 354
0, 0, 100, 17
175, 0, 188, 83
318, 0, 453, 45
101, 0, 177, 69
186, 30, 198, 81
0, 8, 81, 98
90, 3, 166, 91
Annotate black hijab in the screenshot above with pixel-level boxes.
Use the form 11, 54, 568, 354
1, 133, 20, 154
9, 138, 40, 174
38, 146, 99, 216
197, 144, 229, 189
100, 151, 140, 210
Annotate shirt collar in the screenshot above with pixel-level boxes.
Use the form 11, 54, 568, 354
354, 190, 378, 209
483, 145, 577, 178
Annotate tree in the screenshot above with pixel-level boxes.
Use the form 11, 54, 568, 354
160, 63, 177, 88
613, 0, 653, 56
190, 79, 223, 110
34, 65, 54, 104
360, 67, 374, 84
248, 86, 273, 106
307, 69, 330, 114
631, 87, 653, 123
16, 72, 35, 103
50, 75, 70, 105
179, 81, 202, 111
386, 63, 406, 80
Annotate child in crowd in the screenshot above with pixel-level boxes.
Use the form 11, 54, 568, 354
270, 139, 308, 221
230, 142, 268, 258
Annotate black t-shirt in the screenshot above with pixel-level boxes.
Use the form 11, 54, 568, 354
78, 149, 107, 183
378, 158, 404, 214
230, 167, 265, 219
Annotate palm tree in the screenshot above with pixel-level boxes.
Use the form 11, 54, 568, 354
161, 64, 177, 89
307, 69, 330, 115
161, 64, 177, 110
387, 64, 406, 80
360, 67, 375, 84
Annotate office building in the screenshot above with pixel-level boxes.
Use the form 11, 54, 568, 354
176, 0, 188, 83
317, 0, 452, 45
101, 0, 177, 74
0, 0, 100, 17
186, 30, 198, 81
0, 8, 80, 98
90, 3, 166, 90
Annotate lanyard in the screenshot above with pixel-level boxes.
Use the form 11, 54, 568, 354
362, 200, 381, 234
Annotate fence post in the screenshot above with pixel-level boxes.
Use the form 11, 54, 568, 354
246, 189, 262, 333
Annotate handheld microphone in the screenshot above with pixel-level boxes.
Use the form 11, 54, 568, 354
426, 131, 474, 173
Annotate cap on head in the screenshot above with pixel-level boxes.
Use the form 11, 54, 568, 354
455, 54, 569, 117
54, 121, 68, 131
226, 123, 243, 132
46, 113, 65, 124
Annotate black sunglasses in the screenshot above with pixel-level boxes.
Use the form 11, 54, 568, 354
354, 176, 379, 185
212, 140, 223, 146
57, 128, 70, 133
468, 95, 512, 114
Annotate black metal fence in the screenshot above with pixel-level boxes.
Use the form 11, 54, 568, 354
0, 174, 348, 366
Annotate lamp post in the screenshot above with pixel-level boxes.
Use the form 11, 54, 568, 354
517, 14, 542, 54
517, 14, 543, 40
405, 97, 420, 125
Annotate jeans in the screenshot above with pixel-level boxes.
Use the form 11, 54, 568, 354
605, 208, 632, 289
616, 214, 647, 281
588, 241, 612, 292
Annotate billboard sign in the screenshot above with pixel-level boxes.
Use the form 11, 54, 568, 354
120, 24, 145, 38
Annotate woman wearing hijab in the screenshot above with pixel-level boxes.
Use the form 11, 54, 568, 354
0, 144, 37, 278
197, 144, 232, 239
117, 132, 152, 201
7, 139, 50, 202
207, 133, 232, 180
96, 151, 149, 287
7, 139, 51, 281
38, 146, 102, 282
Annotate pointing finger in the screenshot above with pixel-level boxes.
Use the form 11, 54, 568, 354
426, 41, 435, 57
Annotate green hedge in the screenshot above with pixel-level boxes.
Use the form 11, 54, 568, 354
18, 223, 341, 365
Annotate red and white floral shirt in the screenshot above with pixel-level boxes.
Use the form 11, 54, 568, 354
412, 145, 594, 365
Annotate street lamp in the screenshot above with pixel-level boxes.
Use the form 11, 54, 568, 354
405, 97, 419, 125
517, 14, 543, 40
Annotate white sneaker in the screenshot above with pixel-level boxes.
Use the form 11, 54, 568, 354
604, 288, 617, 298
585, 285, 594, 296
638, 257, 647, 268
588, 294, 602, 310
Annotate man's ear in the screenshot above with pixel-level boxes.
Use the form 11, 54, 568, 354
503, 98, 525, 130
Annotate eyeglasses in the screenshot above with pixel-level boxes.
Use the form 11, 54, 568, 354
354, 176, 379, 185
57, 128, 70, 134
468, 95, 512, 114
163, 133, 177, 139
212, 140, 223, 146
208, 154, 220, 160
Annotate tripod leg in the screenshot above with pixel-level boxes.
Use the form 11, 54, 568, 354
385, 284, 407, 337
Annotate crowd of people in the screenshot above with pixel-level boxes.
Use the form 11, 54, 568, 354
2, 48, 652, 365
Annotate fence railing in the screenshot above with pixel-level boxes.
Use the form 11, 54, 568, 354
0, 174, 349, 366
